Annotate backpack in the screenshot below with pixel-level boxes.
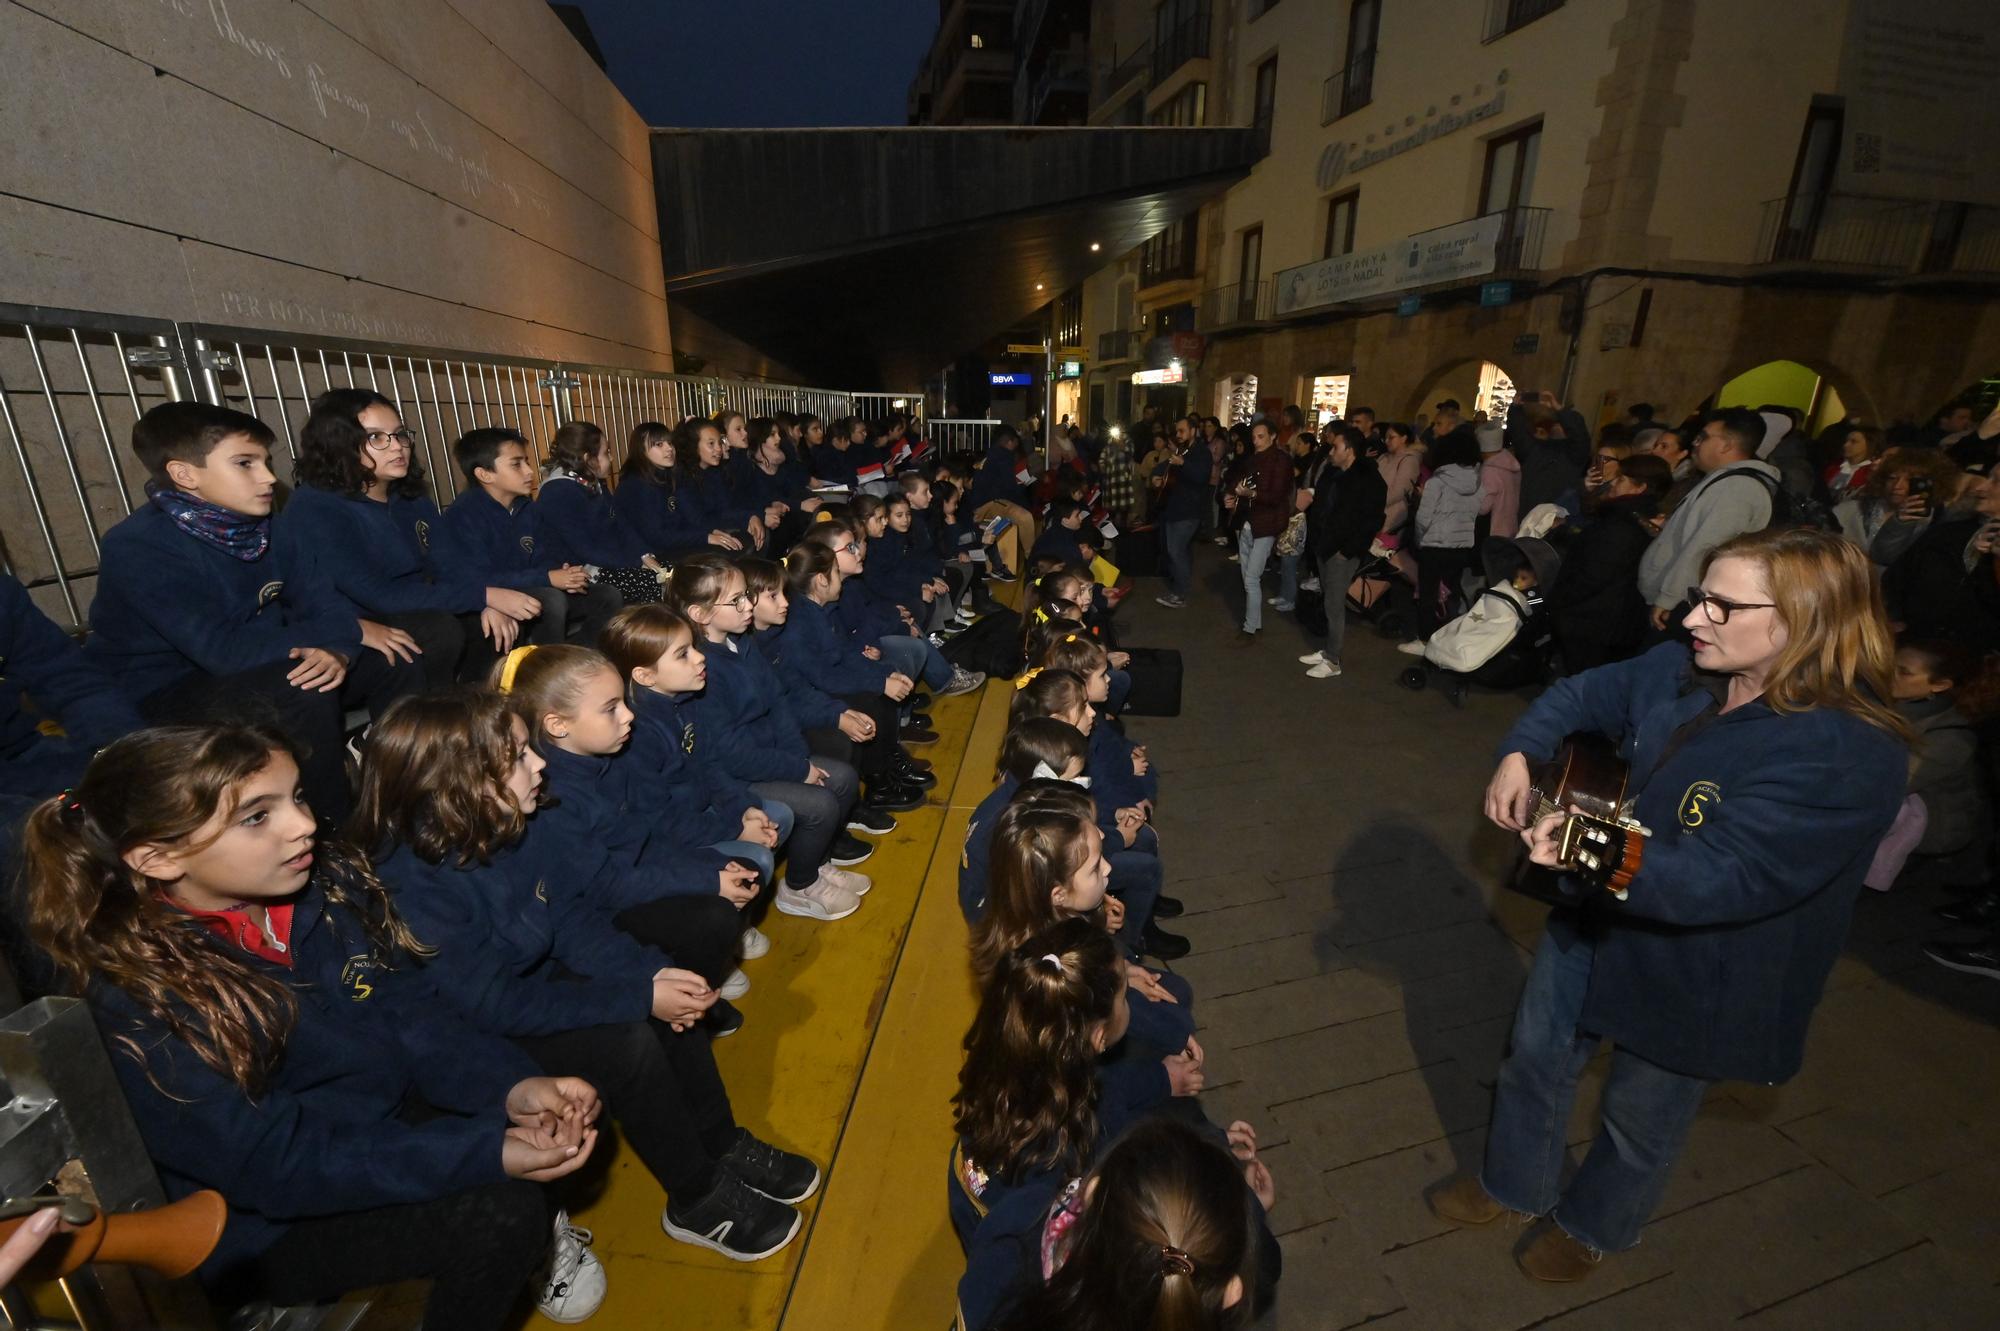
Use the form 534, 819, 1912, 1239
941, 610, 1024, 678
1719, 468, 1839, 533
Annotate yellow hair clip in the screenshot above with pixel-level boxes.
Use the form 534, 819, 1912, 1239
1032, 605, 1050, 624
1062, 633, 1080, 644
1013, 666, 1045, 691
497, 645, 538, 694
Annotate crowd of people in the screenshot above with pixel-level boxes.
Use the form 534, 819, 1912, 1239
1, 370, 1997, 1326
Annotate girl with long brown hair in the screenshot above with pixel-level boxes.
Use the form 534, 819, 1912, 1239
1455, 527, 1910, 1283
537, 419, 663, 604
354, 690, 819, 1264
21, 724, 603, 1327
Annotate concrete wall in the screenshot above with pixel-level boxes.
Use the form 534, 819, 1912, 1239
1, 0, 669, 366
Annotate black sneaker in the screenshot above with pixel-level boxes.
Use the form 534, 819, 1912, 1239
706, 998, 744, 1039
901, 727, 940, 748
1923, 936, 2000, 979
1142, 921, 1192, 961
719, 1128, 822, 1203
863, 783, 926, 812
1935, 891, 2000, 926
1151, 894, 1186, 919
662, 1170, 801, 1261
828, 832, 875, 865
847, 806, 897, 834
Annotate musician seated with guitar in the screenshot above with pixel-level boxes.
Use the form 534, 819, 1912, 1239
1430, 528, 1910, 1282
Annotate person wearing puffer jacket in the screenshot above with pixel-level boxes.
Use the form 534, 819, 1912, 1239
1403, 431, 1485, 651
1478, 420, 1522, 539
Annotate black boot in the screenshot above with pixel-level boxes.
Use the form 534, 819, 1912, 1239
1141, 920, 1191, 961
1151, 894, 1185, 919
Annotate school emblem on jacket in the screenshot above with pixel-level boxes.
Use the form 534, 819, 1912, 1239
519, 535, 535, 555
681, 722, 697, 755
414, 519, 431, 551
257, 580, 284, 606
340, 955, 378, 1001
534, 877, 547, 902
1678, 781, 1721, 829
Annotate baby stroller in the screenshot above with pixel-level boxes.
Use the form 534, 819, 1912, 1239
1346, 536, 1415, 641
1398, 537, 1561, 708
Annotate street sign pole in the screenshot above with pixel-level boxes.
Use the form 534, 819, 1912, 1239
1044, 306, 1056, 471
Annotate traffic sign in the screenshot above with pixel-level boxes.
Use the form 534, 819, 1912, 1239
1005, 343, 1047, 356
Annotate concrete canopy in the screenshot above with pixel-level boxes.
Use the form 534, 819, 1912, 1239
653, 127, 1262, 389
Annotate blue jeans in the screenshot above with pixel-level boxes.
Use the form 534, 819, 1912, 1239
1277, 550, 1300, 605
1237, 527, 1276, 632
1107, 849, 1163, 950
707, 798, 795, 885
1481, 924, 1708, 1253
877, 633, 950, 690
1161, 518, 1199, 599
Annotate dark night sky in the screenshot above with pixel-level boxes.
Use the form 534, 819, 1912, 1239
564, 0, 944, 127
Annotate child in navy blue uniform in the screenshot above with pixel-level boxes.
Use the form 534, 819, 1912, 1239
20, 724, 605, 1325
665, 557, 879, 892
433, 427, 622, 649
746, 555, 927, 815
676, 417, 766, 553
354, 693, 818, 1263
744, 417, 817, 550
771, 541, 930, 767
273, 390, 544, 687
497, 644, 766, 1033
807, 515, 985, 706
0, 574, 142, 798
1043, 631, 1159, 814
536, 421, 663, 604
958, 721, 1089, 923
85, 402, 423, 825
612, 420, 724, 561
1028, 500, 1098, 574
951, 918, 1191, 1331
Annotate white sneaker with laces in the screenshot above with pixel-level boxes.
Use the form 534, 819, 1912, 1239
940, 667, 986, 696
1300, 576, 1322, 592
1397, 640, 1428, 656
740, 923, 770, 960
537, 1211, 606, 1323
1298, 649, 1325, 665
1307, 659, 1343, 678
775, 877, 860, 921
818, 864, 872, 897
719, 967, 750, 1000
1156, 593, 1186, 608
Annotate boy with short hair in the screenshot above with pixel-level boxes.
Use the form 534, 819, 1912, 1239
86, 402, 423, 824
1029, 500, 1097, 571
432, 427, 622, 648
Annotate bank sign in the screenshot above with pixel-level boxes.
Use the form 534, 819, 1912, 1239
1274, 212, 1506, 316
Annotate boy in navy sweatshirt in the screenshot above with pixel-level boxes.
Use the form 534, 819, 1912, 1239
0, 575, 143, 798
1028, 500, 1097, 572
84, 402, 422, 824
433, 428, 621, 647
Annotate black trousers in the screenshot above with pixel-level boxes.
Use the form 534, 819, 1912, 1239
141, 649, 424, 827
613, 892, 744, 988
1414, 547, 1479, 642
249, 1180, 549, 1331
806, 692, 904, 782
751, 771, 854, 886
513, 1018, 736, 1199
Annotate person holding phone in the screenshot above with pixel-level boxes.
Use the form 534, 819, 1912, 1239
1832, 448, 1961, 569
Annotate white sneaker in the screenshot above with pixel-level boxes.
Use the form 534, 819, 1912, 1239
537, 1211, 606, 1323
719, 967, 750, 1000
1307, 659, 1343, 678
818, 864, 872, 897
1266, 595, 1282, 605
1397, 639, 1428, 656
1298, 649, 1326, 665
1300, 576, 1322, 592
740, 923, 770, 960
1156, 593, 1186, 608
940, 667, 986, 696
775, 877, 860, 921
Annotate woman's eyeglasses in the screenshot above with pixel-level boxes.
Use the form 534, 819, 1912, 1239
364, 429, 416, 452
1685, 587, 1775, 625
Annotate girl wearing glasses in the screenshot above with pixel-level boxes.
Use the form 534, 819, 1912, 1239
1435, 528, 1909, 1284
275, 389, 545, 686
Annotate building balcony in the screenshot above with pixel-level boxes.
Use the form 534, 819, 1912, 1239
1929, 204, 2000, 276
1092, 38, 1151, 114
1197, 280, 1274, 331
1319, 47, 1376, 126
1016, 48, 1090, 125
1483, 0, 1566, 43
1097, 328, 1139, 362
1755, 193, 1933, 270
1151, 8, 1211, 89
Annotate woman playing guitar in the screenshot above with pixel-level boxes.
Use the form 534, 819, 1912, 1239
1428, 528, 1910, 1282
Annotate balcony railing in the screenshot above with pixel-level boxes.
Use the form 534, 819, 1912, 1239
1319, 46, 1376, 125
1755, 193, 1934, 269
1098, 329, 1139, 361
1093, 38, 1152, 110
1486, 204, 1551, 272
1935, 204, 2000, 276
1484, 0, 1565, 42
1197, 280, 1274, 331
1151, 8, 1212, 89
1018, 48, 1090, 123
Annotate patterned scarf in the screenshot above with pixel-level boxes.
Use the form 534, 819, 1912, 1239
148, 483, 270, 561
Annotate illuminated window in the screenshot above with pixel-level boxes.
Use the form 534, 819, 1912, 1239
971, 33, 984, 48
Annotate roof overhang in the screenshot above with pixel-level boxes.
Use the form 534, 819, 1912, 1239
653, 126, 1263, 387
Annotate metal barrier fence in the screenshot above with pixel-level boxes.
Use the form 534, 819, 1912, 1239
927, 418, 1005, 458
0, 304, 921, 630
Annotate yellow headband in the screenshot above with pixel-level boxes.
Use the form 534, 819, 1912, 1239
1013, 666, 1045, 691
497, 645, 538, 694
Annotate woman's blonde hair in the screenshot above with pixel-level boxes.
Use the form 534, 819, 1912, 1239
1702, 528, 1910, 740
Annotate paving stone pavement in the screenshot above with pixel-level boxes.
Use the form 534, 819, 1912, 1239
1118, 554, 2000, 1330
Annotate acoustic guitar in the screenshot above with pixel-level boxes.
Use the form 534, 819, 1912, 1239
0, 1189, 226, 1280
1526, 733, 1652, 895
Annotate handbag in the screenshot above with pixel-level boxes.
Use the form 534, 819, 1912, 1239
1276, 511, 1308, 556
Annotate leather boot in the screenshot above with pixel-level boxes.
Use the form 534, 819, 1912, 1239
1515, 1222, 1602, 1282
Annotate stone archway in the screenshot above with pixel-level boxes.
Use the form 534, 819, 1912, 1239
1706, 357, 1879, 435
1406, 357, 1519, 426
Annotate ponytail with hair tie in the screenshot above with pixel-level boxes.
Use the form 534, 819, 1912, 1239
1159, 1245, 1195, 1277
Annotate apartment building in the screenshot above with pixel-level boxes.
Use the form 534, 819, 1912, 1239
1077, 0, 2000, 435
